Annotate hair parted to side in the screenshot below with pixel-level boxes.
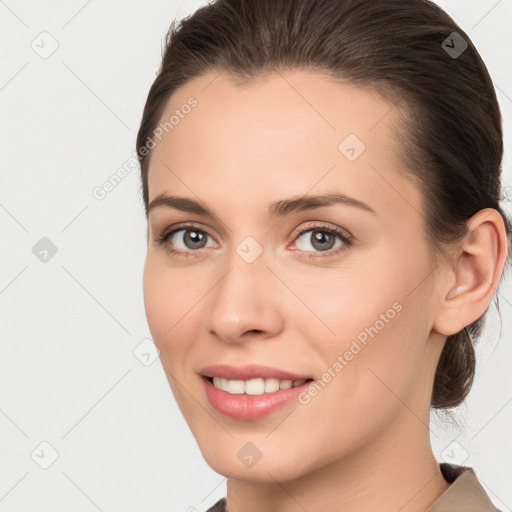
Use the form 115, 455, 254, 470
136, 0, 512, 411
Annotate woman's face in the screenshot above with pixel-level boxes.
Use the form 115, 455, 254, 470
143, 70, 447, 482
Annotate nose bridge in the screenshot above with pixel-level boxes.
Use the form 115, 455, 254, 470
214, 241, 269, 315
205, 240, 282, 342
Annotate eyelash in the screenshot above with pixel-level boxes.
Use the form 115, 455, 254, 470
153, 221, 354, 259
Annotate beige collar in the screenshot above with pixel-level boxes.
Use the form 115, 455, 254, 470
426, 463, 501, 511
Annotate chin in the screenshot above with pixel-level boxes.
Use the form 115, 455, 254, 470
199, 443, 313, 483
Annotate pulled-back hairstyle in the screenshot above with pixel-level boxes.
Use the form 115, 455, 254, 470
136, 0, 512, 411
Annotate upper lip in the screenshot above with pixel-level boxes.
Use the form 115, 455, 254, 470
200, 364, 313, 381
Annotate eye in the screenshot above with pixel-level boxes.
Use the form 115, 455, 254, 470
153, 222, 216, 258
153, 221, 354, 258
291, 222, 353, 258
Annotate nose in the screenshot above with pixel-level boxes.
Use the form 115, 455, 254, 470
205, 257, 284, 344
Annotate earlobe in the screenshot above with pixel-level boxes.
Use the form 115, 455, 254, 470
432, 208, 508, 337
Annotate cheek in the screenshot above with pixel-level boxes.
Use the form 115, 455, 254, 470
142, 256, 207, 380
288, 265, 402, 350
305, 258, 429, 404
142, 256, 188, 353
329, 297, 429, 429
142, 258, 168, 340
143, 259, 192, 406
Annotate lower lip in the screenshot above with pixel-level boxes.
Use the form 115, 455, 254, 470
202, 377, 311, 420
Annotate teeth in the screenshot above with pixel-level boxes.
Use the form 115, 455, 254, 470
212, 376, 307, 395
264, 378, 280, 393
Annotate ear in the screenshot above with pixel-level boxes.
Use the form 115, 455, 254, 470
433, 208, 509, 337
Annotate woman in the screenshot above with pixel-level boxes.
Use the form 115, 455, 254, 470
136, 0, 510, 510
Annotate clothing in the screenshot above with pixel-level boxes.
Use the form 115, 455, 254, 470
428, 463, 501, 512
204, 463, 501, 512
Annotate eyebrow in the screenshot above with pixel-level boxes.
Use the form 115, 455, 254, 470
147, 192, 377, 218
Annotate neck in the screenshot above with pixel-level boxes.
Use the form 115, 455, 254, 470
226, 410, 451, 512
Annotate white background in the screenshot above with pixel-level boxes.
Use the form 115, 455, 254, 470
1, 1, 511, 510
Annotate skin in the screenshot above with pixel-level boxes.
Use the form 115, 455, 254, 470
142, 70, 508, 512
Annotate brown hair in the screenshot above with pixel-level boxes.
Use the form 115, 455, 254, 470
136, 0, 512, 410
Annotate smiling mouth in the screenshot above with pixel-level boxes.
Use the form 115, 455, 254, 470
204, 375, 314, 395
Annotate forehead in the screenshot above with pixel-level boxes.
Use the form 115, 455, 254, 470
147, 70, 421, 224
